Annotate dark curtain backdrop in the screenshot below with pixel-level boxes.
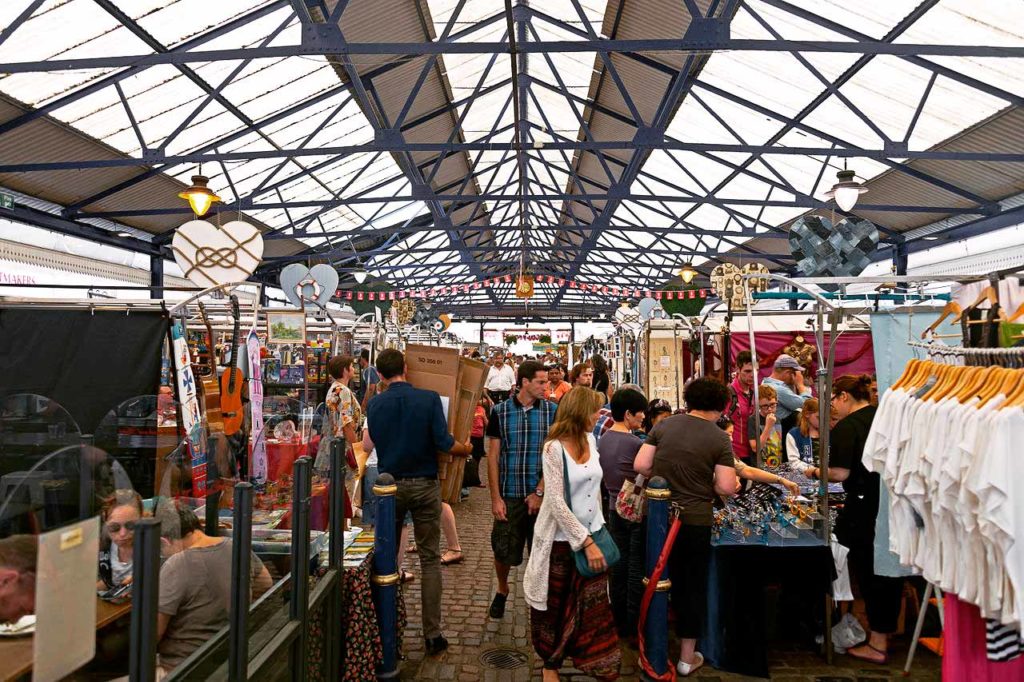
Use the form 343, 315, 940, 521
0, 309, 169, 434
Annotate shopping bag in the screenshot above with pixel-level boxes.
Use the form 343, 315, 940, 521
615, 474, 647, 522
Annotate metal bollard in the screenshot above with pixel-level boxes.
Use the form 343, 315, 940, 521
328, 439, 346, 676
371, 473, 399, 679
129, 518, 161, 682
290, 457, 312, 682
229, 482, 253, 681
642, 476, 672, 680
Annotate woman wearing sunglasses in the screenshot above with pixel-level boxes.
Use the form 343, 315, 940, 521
98, 489, 144, 590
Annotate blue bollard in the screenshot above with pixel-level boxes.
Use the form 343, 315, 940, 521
642, 476, 672, 680
372, 473, 399, 679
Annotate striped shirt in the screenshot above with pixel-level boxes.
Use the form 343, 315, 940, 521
487, 394, 557, 498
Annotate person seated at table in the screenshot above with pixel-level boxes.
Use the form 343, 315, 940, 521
155, 500, 272, 673
634, 378, 738, 677
98, 489, 144, 589
0, 535, 37, 623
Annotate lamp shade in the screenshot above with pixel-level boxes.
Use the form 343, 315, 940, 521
679, 262, 698, 284
825, 169, 867, 212
352, 267, 368, 284
178, 175, 221, 217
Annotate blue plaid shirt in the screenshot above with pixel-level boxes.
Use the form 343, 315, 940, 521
487, 394, 557, 498
593, 406, 614, 440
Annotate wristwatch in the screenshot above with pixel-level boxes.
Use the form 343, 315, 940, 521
534, 488, 544, 498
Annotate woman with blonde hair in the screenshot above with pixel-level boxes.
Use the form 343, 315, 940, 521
524, 388, 621, 681
785, 398, 820, 475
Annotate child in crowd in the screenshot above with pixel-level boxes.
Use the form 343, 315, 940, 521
748, 384, 783, 467
786, 398, 820, 475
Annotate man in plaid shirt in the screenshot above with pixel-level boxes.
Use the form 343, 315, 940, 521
486, 360, 556, 619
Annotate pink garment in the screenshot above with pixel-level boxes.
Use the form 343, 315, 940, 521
729, 378, 754, 460
943, 594, 1024, 681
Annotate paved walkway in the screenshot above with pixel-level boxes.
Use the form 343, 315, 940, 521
395, 463, 941, 681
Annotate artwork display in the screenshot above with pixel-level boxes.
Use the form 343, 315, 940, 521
266, 311, 306, 344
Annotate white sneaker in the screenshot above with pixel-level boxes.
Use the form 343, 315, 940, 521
676, 652, 704, 676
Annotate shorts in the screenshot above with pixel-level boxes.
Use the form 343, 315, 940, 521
491, 496, 536, 566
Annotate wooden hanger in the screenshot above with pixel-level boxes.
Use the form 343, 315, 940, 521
891, 359, 922, 390
1006, 301, 1024, 323
952, 287, 997, 324
924, 364, 967, 402
922, 302, 963, 339
954, 365, 996, 402
997, 370, 1024, 407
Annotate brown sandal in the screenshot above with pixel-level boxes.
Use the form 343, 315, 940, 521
846, 643, 888, 665
440, 549, 464, 566
400, 570, 415, 584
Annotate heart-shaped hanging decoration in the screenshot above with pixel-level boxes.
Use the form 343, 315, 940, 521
172, 219, 264, 289
279, 263, 339, 307
788, 215, 879, 290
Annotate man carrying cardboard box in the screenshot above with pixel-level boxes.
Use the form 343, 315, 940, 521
364, 349, 472, 656
486, 360, 556, 619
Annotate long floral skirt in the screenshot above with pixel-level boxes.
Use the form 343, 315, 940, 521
530, 541, 621, 680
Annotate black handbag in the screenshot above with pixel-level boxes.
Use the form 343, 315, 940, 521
561, 446, 620, 577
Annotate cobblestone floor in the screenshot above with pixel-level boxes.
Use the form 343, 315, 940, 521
395, 462, 941, 681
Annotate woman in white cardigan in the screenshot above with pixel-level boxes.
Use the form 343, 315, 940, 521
524, 387, 621, 681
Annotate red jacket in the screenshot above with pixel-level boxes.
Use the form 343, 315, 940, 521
729, 378, 755, 460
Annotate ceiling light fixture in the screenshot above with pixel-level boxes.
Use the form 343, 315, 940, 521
352, 266, 368, 285
679, 262, 698, 284
178, 169, 221, 217
825, 168, 868, 212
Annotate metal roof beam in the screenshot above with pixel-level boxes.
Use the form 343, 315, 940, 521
4, 40, 1024, 73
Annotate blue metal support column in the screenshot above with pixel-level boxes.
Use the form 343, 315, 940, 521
229, 482, 254, 681
894, 239, 909, 277
372, 473, 400, 679
129, 518, 161, 682
150, 255, 163, 300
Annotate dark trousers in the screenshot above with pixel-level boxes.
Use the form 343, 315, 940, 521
845, 536, 903, 634
490, 390, 510, 405
607, 508, 645, 637
669, 524, 713, 639
393, 478, 443, 639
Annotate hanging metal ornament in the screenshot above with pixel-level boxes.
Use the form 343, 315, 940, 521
741, 263, 772, 297
515, 273, 535, 299
788, 215, 879, 291
710, 263, 746, 309
392, 298, 416, 326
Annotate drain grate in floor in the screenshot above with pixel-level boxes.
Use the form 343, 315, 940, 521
479, 648, 529, 670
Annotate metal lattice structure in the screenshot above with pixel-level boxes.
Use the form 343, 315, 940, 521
1, 0, 1023, 318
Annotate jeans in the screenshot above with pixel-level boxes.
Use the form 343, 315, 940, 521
393, 478, 443, 639
361, 466, 378, 526
607, 507, 645, 637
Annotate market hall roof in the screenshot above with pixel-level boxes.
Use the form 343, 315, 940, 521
0, 0, 1022, 317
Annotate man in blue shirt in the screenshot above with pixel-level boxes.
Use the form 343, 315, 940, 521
357, 348, 380, 413
364, 349, 471, 656
761, 354, 813, 434
486, 360, 556, 619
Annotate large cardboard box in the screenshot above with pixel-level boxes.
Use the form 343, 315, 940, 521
404, 345, 488, 503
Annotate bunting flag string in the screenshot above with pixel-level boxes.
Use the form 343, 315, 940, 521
335, 275, 709, 302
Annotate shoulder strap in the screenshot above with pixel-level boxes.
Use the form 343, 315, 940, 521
557, 441, 573, 511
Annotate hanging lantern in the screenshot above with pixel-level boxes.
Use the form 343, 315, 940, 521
515, 273, 535, 299
178, 173, 221, 217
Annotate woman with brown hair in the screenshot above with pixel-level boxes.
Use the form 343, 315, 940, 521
98, 489, 144, 589
785, 398, 820, 475
808, 374, 899, 665
524, 388, 621, 681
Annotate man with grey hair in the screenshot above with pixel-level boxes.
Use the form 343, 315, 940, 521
593, 383, 643, 440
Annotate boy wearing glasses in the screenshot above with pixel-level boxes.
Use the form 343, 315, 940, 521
748, 385, 784, 467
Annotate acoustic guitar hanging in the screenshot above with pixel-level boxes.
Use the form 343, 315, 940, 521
220, 295, 245, 436
197, 302, 225, 434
